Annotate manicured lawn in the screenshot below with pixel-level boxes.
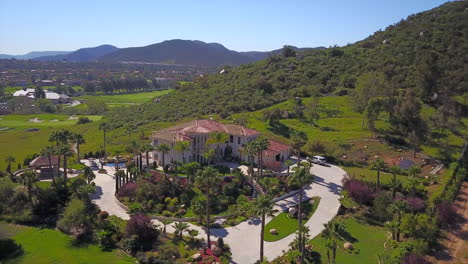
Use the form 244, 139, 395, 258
74, 89, 173, 105
264, 197, 320, 242
0, 114, 102, 128
308, 217, 388, 264
0, 223, 135, 264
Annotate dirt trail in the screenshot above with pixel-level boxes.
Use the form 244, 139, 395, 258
433, 181, 468, 264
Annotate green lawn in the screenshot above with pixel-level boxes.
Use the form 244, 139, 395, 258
308, 217, 388, 264
0, 223, 134, 264
0, 114, 102, 128
74, 89, 173, 105
264, 197, 320, 242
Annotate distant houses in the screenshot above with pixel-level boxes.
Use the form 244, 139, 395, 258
12, 88, 70, 104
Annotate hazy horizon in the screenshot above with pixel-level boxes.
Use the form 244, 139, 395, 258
0, 0, 448, 55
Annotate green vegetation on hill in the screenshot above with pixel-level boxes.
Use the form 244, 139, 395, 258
105, 1, 466, 126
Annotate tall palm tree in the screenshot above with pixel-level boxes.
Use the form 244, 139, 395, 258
4, 155, 15, 173
389, 200, 407, 241
141, 143, 154, 170
20, 170, 37, 202
370, 158, 387, 191
49, 129, 71, 146
174, 141, 190, 163
288, 165, 314, 260
322, 220, 345, 264
40, 145, 55, 178
206, 132, 229, 162
388, 177, 402, 199
57, 144, 73, 180
195, 166, 219, 251
98, 121, 109, 158
291, 131, 308, 166
252, 136, 269, 179
244, 141, 257, 190
202, 148, 215, 165
71, 133, 85, 163
156, 143, 171, 175
252, 194, 275, 262
284, 160, 294, 176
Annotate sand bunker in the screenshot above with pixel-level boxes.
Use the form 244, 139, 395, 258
50, 119, 59, 122
29, 117, 43, 123
68, 116, 78, 120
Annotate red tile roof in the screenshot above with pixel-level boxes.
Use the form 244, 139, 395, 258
263, 140, 290, 157
151, 119, 260, 141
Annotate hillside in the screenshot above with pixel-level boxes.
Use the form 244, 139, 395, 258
104, 1, 467, 125
100, 39, 258, 65
0, 51, 71, 60
35, 44, 119, 62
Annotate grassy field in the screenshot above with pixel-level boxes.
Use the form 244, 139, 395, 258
264, 197, 320, 242
343, 166, 408, 185
3, 86, 82, 95
74, 89, 173, 105
308, 217, 388, 264
0, 114, 102, 128
0, 222, 134, 264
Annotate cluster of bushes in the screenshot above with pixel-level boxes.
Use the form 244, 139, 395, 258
83, 150, 106, 159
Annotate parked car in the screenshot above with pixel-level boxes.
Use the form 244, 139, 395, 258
311, 155, 327, 165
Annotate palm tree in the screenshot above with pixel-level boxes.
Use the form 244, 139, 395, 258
388, 177, 402, 199
322, 220, 345, 264
174, 141, 190, 163
206, 132, 229, 162
4, 155, 15, 173
173, 222, 189, 240
202, 148, 215, 165
49, 129, 71, 146
284, 160, 294, 176
83, 167, 95, 184
141, 143, 154, 171
389, 200, 407, 241
408, 165, 421, 178
252, 194, 275, 262
98, 121, 109, 158
192, 197, 205, 225
71, 133, 85, 163
291, 131, 308, 165
244, 141, 257, 191
20, 170, 37, 202
40, 146, 54, 169
288, 165, 314, 260
184, 162, 200, 184
57, 144, 73, 180
188, 229, 199, 242
370, 158, 387, 191
155, 143, 171, 173
252, 136, 269, 179
195, 166, 220, 251
161, 219, 172, 235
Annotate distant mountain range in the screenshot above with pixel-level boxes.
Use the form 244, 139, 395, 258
35, 45, 119, 62
0, 40, 324, 65
0, 51, 71, 60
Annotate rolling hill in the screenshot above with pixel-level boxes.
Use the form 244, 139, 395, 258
35, 44, 119, 62
100, 39, 261, 65
0, 51, 71, 60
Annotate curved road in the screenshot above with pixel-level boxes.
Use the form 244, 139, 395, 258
89, 161, 346, 264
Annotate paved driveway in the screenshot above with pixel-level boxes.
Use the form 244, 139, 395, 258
89, 161, 346, 264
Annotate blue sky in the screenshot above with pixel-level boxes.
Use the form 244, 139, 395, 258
0, 0, 448, 54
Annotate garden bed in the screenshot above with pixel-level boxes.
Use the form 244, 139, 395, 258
264, 197, 320, 242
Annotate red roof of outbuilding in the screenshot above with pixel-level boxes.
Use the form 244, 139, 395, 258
263, 140, 291, 157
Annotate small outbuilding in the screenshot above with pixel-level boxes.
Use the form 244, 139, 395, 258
29, 155, 59, 177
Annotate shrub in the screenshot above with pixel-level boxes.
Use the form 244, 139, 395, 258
76, 117, 91, 124
436, 201, 458, 228
119, 182, 138, 198
401, 253, 429, 264
343, 178, 373, 204
0, 238, 23, 259
372, 191, 393, 221
406, 196, 426, 212
125, 213, 158, 251
57, 198, 92, 241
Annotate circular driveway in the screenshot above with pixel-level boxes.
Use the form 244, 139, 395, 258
89, 161, 346, 264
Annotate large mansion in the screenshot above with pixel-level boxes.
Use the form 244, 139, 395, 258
150, 119, 290, 170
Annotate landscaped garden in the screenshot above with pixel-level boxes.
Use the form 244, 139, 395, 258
264, 197, 320, 242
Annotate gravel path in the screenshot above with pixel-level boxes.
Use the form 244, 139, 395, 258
88, 160, 346, 264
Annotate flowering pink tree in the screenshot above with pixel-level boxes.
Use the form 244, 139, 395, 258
405, 196, 426, 212
125, 213, 158, 251
343, 179, 373, 204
